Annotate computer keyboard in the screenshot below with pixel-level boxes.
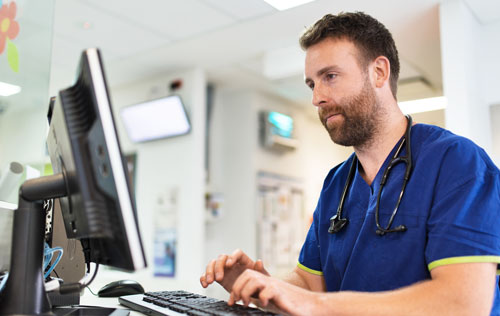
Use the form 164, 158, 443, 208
118, 290, 279, 316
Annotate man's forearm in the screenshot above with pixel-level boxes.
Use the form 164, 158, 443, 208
282, 270, 310, 289
281, 267, 326, 292
247, 263, 497, 316
314, 281, 463, 316
309, 263, 495, 316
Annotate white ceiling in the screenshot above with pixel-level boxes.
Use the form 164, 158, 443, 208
46, 0, 500, 106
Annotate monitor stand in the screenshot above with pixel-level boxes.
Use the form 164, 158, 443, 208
0, 174, 127, 316
0, 173, 129, 316
0, 175, 63, 315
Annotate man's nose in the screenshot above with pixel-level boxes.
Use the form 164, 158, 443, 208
312, 83, 329, 107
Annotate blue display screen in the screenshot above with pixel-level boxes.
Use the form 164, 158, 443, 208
268, 111, 293, 138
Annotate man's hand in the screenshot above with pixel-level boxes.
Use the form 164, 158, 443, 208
228, 269, 317, 316
200, 249, 269, 293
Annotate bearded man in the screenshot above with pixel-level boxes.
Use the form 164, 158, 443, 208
201, 12, 500, 316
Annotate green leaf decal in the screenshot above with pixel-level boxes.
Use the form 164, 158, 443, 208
7, 39, 19, 73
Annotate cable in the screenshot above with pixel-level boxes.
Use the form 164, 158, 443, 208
59, 262, 99, 295
86, 286, 98, 297
44, 247, 63, 279
43, 242, 64, 279
81, 263, 99, 288
43, 242, 53, 272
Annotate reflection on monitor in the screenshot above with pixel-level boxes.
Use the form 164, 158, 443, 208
121, 95, 191, 143
0, 48, 147, 315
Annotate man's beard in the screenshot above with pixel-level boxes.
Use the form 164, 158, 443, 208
318, 79, 382, 148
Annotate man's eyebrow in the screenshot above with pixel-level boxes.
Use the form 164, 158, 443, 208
317, 65, 340, 77
305, 65, 341, 84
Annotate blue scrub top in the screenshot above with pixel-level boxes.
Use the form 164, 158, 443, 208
298, 123, 500, 313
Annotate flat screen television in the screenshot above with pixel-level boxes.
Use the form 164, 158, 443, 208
121, 95, 191, 143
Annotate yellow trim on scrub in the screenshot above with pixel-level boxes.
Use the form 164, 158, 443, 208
297, 262, 323, 276
428, 256, 500, 274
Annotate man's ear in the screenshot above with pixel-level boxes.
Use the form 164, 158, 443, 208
372, 56, 391, 89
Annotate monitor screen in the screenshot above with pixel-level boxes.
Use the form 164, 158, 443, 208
267, 111, 293, 138
121, 95, 190, 143
46, 48, 146, 271
259, 110, 297, 151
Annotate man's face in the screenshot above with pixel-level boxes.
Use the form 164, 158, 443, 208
304, 38, 382, 147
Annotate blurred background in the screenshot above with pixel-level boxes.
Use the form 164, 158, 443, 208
0, 0, 499, 300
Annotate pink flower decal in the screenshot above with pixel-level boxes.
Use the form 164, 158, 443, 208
0, 1, 19, 55
0, 1, 20, 72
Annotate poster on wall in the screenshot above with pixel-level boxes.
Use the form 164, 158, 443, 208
153, 228, 176, 277
153, 187, 178, 277
256, 172, 306, 276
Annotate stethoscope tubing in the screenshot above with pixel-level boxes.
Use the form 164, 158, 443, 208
329, 115, 413, 235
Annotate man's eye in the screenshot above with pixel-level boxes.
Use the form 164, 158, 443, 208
326, 73, 336, 80
307, 83, 314, 90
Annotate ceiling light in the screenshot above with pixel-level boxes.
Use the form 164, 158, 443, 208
262, 0, 315, 11
398, 96, 447, 115
0, 81, 21, 96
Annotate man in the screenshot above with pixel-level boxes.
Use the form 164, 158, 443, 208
201, 12, 500, 315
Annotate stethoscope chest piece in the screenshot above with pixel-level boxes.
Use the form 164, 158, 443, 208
328, 214, 348, 234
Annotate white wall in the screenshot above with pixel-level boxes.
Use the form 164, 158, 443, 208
0, 105, 49, 203
252, 93, 352, 215
439, 0, 499, 159
0, 106, 48, 169
491, 104, 500, 167
0, 66, 208, 294
206, 90, 257, 259
205, 88, 351, 298
97, 68, 207, 294
481, 20, 500, 166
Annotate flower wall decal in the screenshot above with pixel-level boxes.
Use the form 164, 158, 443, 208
0, 0, 20, 72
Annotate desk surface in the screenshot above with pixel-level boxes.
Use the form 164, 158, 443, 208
80, 288, 142, 316
77, 269, 219, 315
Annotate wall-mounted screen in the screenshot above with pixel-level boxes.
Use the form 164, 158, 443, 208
121, 95, 191, 143
259, 110, 297, 151
267, 111, 293, 138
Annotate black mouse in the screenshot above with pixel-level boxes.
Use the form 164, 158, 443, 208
98, 279, 145, 297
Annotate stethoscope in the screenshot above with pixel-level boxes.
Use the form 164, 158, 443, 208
328, 115, 413, 236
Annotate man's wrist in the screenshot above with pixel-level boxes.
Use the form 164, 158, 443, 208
307, 291, 332, 316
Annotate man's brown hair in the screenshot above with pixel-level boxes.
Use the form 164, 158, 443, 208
300, 12, 400, 98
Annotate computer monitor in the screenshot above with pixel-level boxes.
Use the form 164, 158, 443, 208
46, 48, 146, 270
0, 48, 147, 315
